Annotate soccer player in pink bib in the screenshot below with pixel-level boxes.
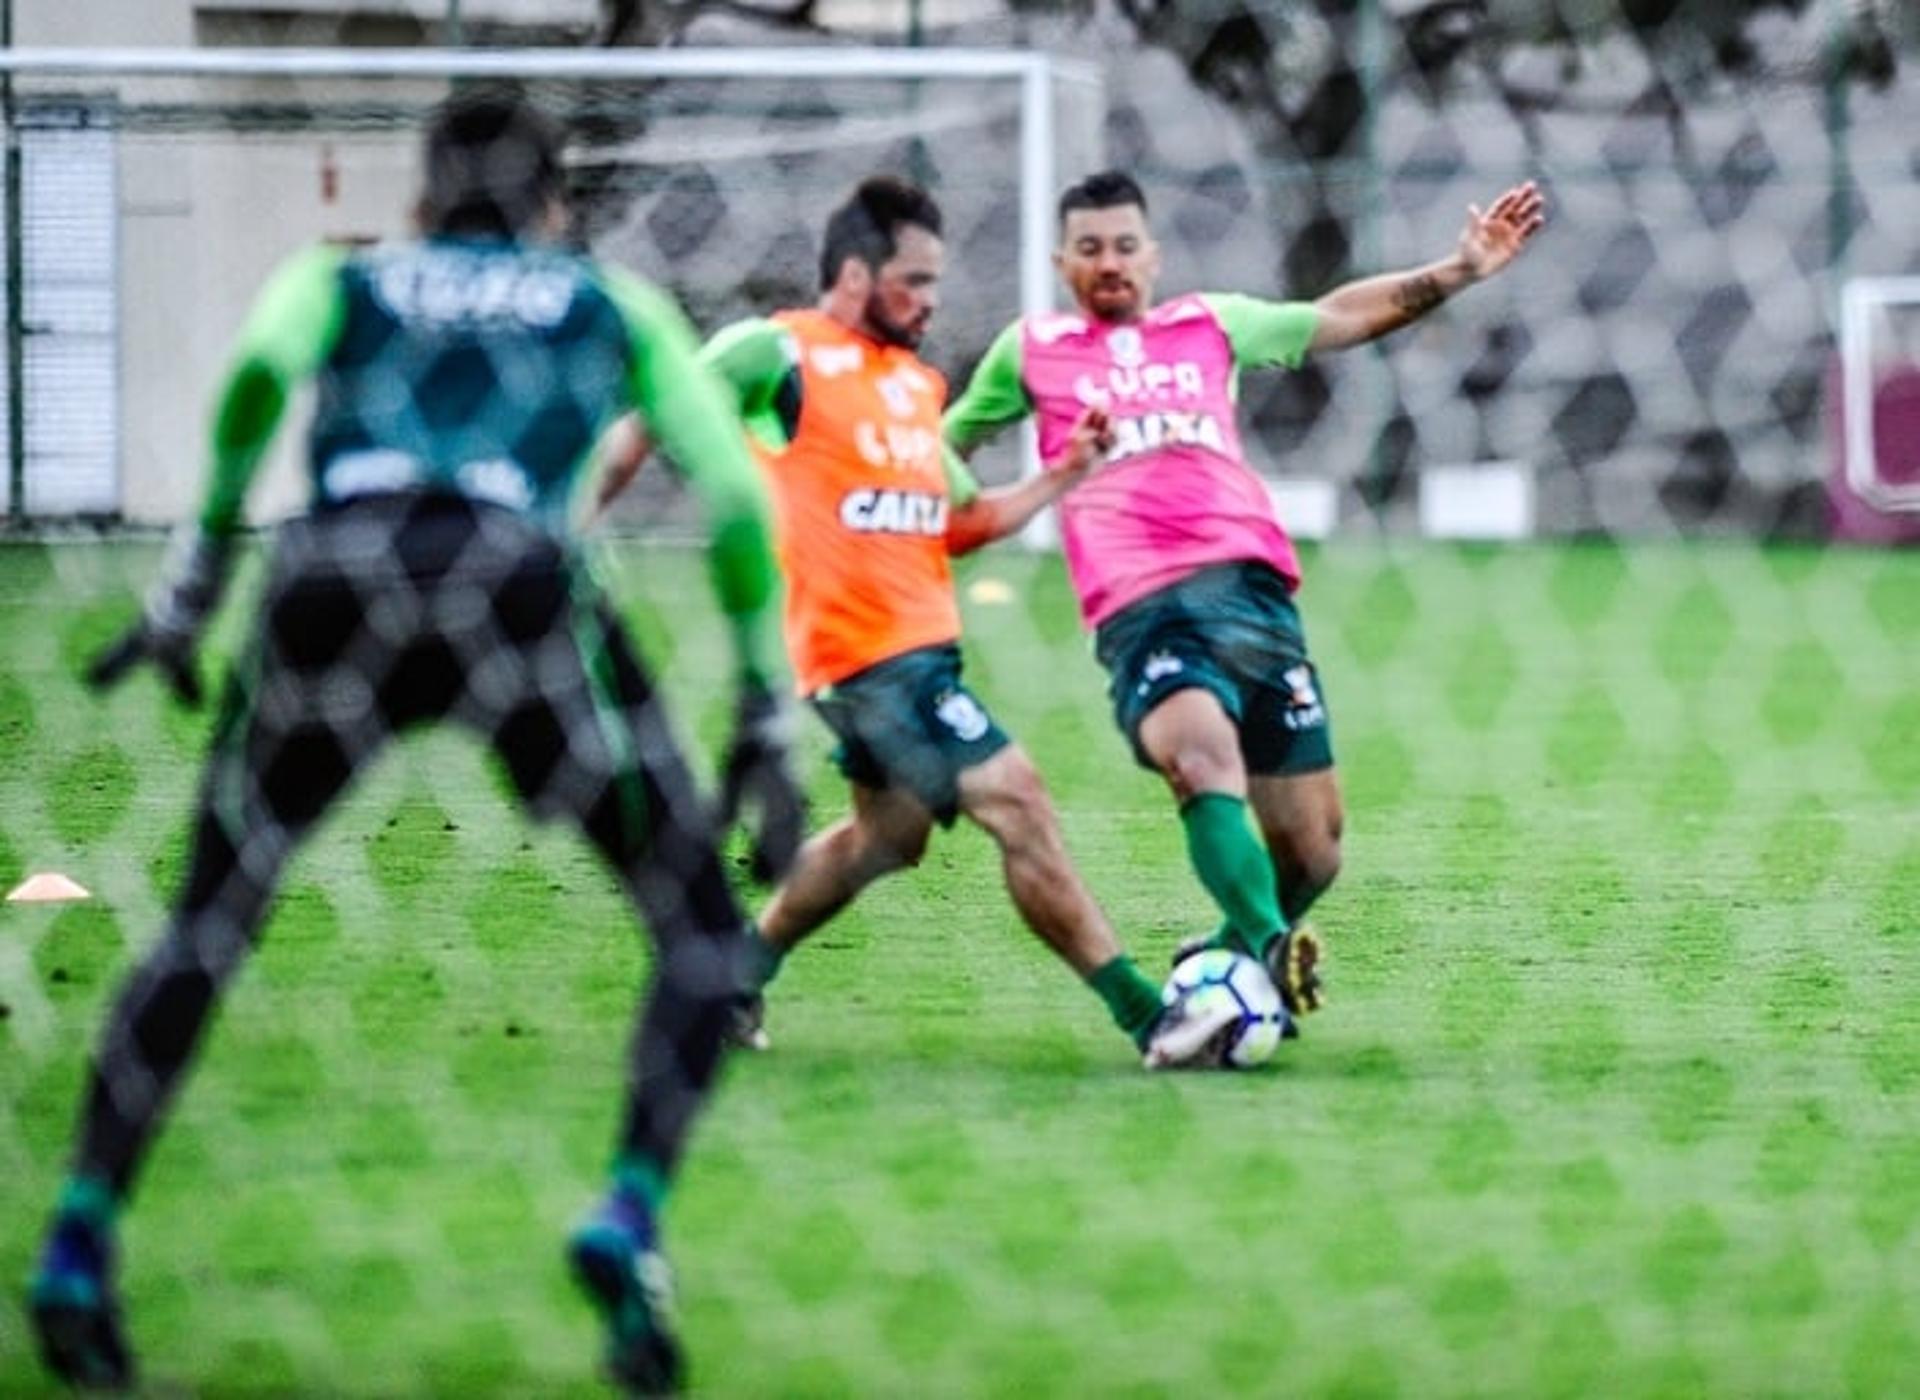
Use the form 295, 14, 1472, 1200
945, 171, 1544, 1063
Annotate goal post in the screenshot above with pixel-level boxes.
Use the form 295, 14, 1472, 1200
0, 45, 1104, 524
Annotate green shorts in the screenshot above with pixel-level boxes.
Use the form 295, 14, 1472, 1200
810, 643, 1011, 825
1094, 562, 1334, 778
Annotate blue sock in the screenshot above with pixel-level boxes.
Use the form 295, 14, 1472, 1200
38, 1176, 117, 1279
604, 1154, 668, 1242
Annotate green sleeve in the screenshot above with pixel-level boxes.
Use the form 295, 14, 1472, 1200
600, 267, 784, 686
199, 244, 350, 535
700, 317, 801, 450
943, 321, 1031, 457
1202, 293, 1319, 370
941, 445, 981, 507
704, 315, 976, 503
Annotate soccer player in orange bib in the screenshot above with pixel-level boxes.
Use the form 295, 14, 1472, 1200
600, 178, 1227, 1067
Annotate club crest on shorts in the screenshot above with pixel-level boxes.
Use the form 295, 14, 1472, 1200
934, 688, 991, 742
1281, 664, 1325, 728
1138, 650, 1185, 695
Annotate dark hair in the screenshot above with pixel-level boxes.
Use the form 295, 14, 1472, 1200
1057, 169, 1149, 230
818, 177, 943, 290
420, 88, 566, 237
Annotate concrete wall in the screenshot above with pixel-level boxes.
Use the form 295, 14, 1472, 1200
10, 1, 1053, 526
10, 0, 429, 522
116, 127, 420, 524
16, 0, 193, 46
4, 6, 519, 523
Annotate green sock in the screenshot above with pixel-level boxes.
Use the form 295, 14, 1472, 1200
1088, 955, 1167, 1049
1180, 792, 1287, 962
611, 1153, 671, 1214
740, 923, 785, 992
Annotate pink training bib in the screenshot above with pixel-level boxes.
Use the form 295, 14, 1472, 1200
1020, 294, 1302, 628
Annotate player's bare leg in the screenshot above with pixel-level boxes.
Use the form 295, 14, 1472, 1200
1248, 769, 1344, 924
758, 782, 934, 953
1139, 686, 1248, 804
957, 745, 1120, 975
736, 784, 932, 1047
957, 745, 1168, 1053
1140, 688, 1321, 1019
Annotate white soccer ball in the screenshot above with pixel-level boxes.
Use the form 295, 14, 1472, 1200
1164, 948, 1289, 1068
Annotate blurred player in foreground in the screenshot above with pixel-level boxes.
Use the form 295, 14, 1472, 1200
594, 177, 1229, 1068
947, 171, 1545, 1064
25, 91, 798, 1394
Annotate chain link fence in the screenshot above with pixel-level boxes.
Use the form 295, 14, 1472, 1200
1, 21, 1917, 1396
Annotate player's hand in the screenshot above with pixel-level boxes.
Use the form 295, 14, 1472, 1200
83, 527, 235, 707
84, 623, 205, 706
717, 681, 806, 883
1054, 406, 1114, 479
1457, 181, 1545, 281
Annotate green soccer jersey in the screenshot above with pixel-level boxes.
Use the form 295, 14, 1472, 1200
194, 236, 783, 681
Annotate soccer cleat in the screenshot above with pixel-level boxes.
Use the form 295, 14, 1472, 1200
28, 1215, 134, 1390
568, 1191, 684, 1396
1264, 925, 1325, 1020
725, 991, 770, 1053
1141, 986, 1241, 1070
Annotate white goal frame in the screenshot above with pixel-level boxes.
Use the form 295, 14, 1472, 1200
0, 45, 1096, 344
0, 46, 1101, 523
1839, 275, 1920, 514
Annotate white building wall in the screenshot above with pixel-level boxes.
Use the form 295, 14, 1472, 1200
15, 0, 194, 47
9, 2, 435, 522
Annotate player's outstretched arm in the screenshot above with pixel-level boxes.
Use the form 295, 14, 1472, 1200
946, 406, 1111, 556
603, 272, 784, 684
89, 244, 348, 704
583, 317, 793, 528
1308, 180, 1546, 352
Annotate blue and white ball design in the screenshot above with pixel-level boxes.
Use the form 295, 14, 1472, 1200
1164, 948, 1290, 1067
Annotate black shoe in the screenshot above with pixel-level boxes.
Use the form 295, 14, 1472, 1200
28, 1216, 134, 1390
568, 1193, 683, 1396
1141, 987, 1242, 1070
1264, 924, 1324, 1020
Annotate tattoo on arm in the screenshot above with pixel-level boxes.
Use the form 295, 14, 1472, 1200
1393, 274, 1446, 318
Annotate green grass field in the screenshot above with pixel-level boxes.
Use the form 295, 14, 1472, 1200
3, 536, 1918, 1396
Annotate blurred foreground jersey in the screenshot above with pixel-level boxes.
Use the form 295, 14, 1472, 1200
307, 238, 636, 527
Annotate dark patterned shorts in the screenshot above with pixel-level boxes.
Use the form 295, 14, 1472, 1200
206, 490, 711, 867
1094, 562, 1334, 778
809, 643, 1010, 826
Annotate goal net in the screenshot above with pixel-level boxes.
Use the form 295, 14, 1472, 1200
0, 47, 1103, 525
4, 31, 1920, 1400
